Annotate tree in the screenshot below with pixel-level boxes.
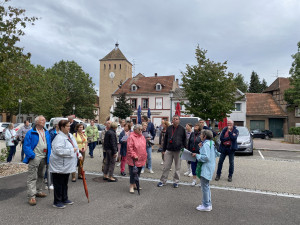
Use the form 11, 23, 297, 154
49, 60, 97, 119
112, 93, 133, 119
284, 41, 300, 108
260, 78, 268, 92
181, 46, 237, 128
248, 71, 262, 93
0, 0, 38, 112
233, 73, 248, 93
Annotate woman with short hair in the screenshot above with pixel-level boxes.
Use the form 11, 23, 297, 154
49, 120, 82, 209
5, 123, 17, 163
127, 124, 147, 194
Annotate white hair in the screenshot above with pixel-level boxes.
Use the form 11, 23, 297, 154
227, 119, 234, 124
133, 124, 142, 131
35, 115, 45, 123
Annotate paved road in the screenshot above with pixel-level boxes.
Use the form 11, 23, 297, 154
0, 173, 299, 225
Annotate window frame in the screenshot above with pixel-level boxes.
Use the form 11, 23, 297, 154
142, 98, 149, 109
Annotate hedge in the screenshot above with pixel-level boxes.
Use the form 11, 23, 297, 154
288, 127, 300, 135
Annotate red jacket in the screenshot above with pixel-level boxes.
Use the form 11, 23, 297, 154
126, 131, 147, 167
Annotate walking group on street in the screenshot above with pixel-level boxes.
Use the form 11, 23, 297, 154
4, 114, 239, 212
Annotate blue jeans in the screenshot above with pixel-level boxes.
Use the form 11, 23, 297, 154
7, 145, 16, 162
88, 141, 97, 156
200, 177, 211, 207
143, 146, 152, 170
216, 152, 234, 177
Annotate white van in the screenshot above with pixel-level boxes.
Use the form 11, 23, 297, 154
49, 117, 83, 130
179, 117, 207, 128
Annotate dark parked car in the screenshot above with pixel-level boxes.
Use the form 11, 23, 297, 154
251, 129, 273, 139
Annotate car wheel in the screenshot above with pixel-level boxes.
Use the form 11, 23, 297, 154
249, 151, 253, 156
265, 135, 270, 140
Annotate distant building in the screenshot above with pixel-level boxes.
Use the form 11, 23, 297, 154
113, 73, 179, 127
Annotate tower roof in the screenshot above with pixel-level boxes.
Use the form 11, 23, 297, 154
100, 43, 132, 65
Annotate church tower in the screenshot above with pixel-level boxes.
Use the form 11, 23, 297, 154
99, 43, 132, 123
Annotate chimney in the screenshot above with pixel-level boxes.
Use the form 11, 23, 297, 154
154, 73, 158, 77
176, 78, 179, 84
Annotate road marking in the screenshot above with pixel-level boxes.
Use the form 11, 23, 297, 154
258, 150, 265, 160
85, 171, 300, 199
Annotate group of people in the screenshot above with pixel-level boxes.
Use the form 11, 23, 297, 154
5, 113, 239, 212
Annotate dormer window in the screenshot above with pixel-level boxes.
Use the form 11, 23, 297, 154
131, 84, 137, 92
156, 83, 162, 91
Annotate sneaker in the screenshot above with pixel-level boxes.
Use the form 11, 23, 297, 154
160, 161, 164, 165
157, 182, 165, 187
196, 204, 212, 211
36, 192, 47, 198
141, 169, 144, 174
173, 183, 179, 188
215, 175, 220, 181
188, 172, 193, 177
53, 203, 66, 209
49, 185, 54, 190
116, 162, 120, 167
149, 169, 154, 174
191, 180, 197, 186
228, 176, 232, 182
184, 171, 189, 176
120, 172, 126, 176
63, 200, 74, 205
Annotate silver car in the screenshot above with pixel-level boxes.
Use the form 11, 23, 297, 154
236, 126, 253, 155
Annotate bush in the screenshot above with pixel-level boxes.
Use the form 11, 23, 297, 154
288, 127, 300, 135
0, 147, 9, 162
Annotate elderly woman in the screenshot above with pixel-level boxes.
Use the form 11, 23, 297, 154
127, 124, 147, 194
5, 123, 17, 163
72, 123, 87, 181
192, 129, 220, 212
49, 120, 82, 209
103, 122, 118, 182
119, 122, 131, 176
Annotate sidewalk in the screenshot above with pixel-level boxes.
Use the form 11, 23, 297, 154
253, 138, 300, 152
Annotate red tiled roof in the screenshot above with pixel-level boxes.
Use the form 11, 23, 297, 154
246, 93, 287, 117
263, 77, 290, 93
113, 74, 175, 95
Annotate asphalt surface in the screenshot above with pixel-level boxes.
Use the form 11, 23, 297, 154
0, 173, 299, 225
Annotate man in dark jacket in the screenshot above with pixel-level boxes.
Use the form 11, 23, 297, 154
103, 122, 118, 182
157, 115, 186, 188
215, 119, 239, 182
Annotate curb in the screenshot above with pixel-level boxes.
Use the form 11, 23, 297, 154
254, 148, 300, 153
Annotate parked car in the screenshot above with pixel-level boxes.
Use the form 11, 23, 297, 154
216, 126, 253, 155
251, 129, 273, 140
0, 122, 10, 140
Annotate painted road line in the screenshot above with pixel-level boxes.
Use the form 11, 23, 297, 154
85, 171, 300, 199
258, 150, 265, 160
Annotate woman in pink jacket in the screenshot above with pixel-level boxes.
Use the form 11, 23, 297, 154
127, 124, 147, 194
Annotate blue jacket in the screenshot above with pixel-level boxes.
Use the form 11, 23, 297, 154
196, 140, 220, 181
219, 126, 239, 154
49, 128, 58, 143
23, 128, 52, 164
146, 122, 156, 140
119, 130, 131, 157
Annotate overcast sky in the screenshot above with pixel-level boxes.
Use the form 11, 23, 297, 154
10, 0, 300, 94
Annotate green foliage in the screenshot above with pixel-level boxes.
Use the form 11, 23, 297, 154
284, 42, 300, 109
0, 0, 38, 112
48, 60, 97, 119
112, 93, 133, 119
233, 73, 248, 93
248, 71, 268, 93
288, 127, 300, 135
0, 147, 9, 162
181, 46, 237, 127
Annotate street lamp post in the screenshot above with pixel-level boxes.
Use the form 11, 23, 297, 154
18, 99, 22, 123
72, 104, 75, 115
169, 92, 173, 120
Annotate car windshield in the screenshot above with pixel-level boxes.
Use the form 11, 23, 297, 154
1, 124, 9, 128
237, 127, 250, 136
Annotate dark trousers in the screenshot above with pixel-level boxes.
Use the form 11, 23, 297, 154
103, 149, 116, 176
52, 173, 70, 204
7, 145, 16, 162
128, 165, 142, 184
21, 142, 25, 161
216, 152, 235, 177
88, 141, 97, 156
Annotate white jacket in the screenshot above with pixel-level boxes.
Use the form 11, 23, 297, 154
5, 129, 16, 147
49, 132, 82, 174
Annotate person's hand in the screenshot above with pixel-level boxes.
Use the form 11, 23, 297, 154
192, 153, 196, 157
78, 156, 83, 160
228, 126, 232, 132
81, 148, 86, 152
198, 142, 202, 148
134, 156, 138, 161
113, 154, 117, 158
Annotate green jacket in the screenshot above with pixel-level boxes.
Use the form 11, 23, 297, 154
86, 125, 98, 142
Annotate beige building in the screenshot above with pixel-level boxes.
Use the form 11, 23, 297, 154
99, 43, 132, 123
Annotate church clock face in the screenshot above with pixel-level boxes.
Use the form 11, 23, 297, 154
109, 72, 115, 79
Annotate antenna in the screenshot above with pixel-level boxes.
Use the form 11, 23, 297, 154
272, 69, 283, 78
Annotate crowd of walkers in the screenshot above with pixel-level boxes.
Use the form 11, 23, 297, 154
4, 114, 239, 212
